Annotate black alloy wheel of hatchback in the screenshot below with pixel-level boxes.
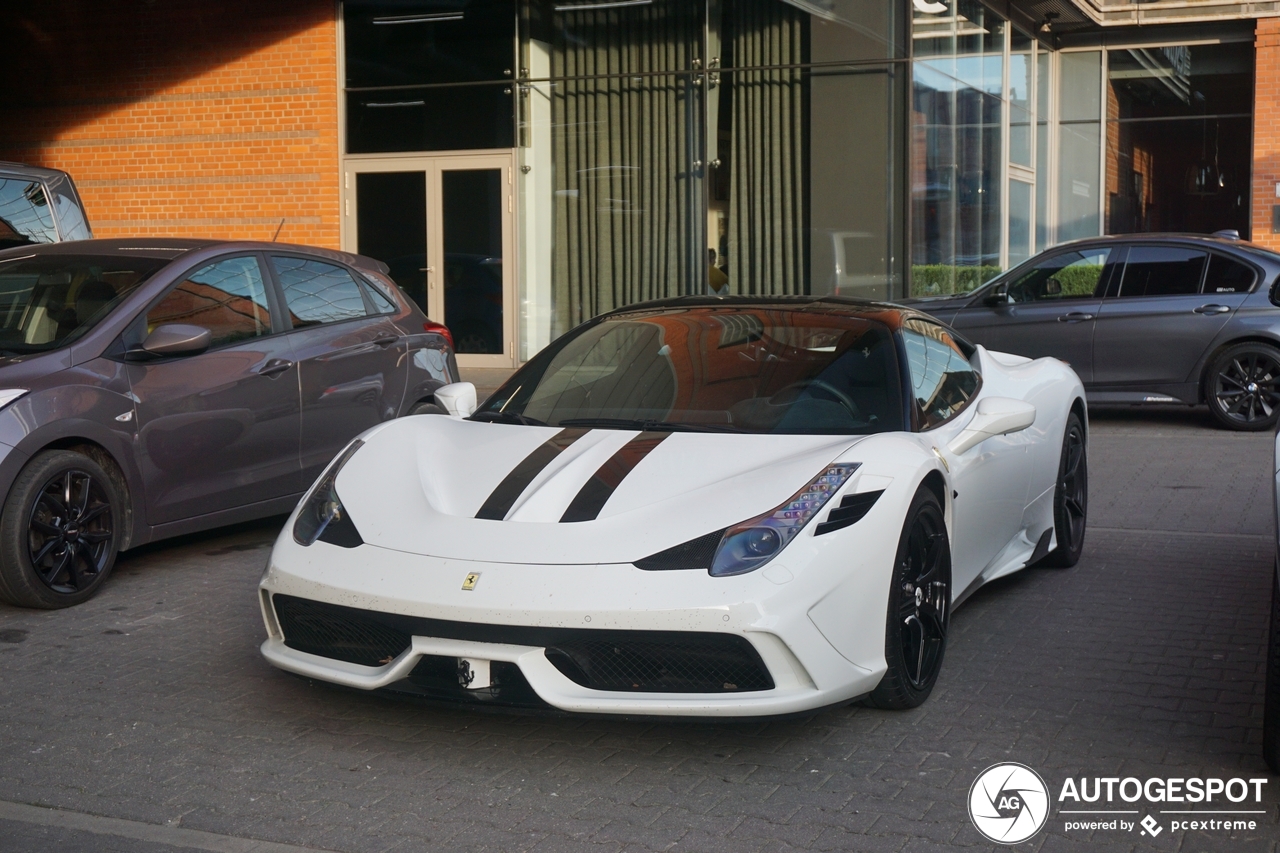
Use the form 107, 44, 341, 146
27, 468, 115, 595
1208, 343, 1280, 430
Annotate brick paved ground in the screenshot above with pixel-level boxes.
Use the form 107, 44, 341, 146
0, 406, 1276, 852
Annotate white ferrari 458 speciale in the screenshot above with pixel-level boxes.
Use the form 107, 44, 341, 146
259, 297, 1087, 717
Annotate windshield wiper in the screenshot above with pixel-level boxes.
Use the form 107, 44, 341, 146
468, 410, 549, 427
558, 417, 741, 433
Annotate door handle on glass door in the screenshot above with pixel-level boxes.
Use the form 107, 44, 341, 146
1193, 304, 1231, 315
1057, 312, 1095, 323
258, 359, 294, 378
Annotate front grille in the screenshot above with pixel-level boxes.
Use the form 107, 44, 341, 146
271, 595, 775, 696
634, 528, 727, 571
545, 635, 773, 693
274, 595, 410, 667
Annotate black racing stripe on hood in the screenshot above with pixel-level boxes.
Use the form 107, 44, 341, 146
476, 428, 591, 521
560, 431, 671, 523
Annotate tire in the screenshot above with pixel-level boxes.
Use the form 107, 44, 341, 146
1041, 411, 1088, 568
1205, 342, 1280, 431
408, 401, 447, 416
866, 486, 951, 710
1265, 561, 1280, 774
0, 451, 123, 609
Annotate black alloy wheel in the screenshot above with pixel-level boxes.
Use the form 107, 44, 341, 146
1041, 411, 1088, 568
0, 450, 122, 609
1207, 342, 1280, 431
867, 487, 951, 710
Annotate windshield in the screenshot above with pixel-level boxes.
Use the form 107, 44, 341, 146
0, 254, 168, 354
478, 306, 905, 435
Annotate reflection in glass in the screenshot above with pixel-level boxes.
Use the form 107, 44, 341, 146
1058, 51, 1101, 243
1008, 32, 1033, 167
150, 258, 272, 348
356, 172, 428, 312
0, 180, 57, 249
273, 258, 369, 326
1007, 179, 1032, 267
443, 169, 504, 355
910, 0, 1004, 295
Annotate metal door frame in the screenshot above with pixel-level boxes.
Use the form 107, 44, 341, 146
341, 150, 518, 369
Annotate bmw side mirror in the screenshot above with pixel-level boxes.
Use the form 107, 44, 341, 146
982, 285, 1011, 307
139, 324, 212, 357
948, 396, 1036, 455
435, 382, 477, 417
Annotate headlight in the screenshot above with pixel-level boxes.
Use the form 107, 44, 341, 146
709, 463, 859, 576
0, 389, 27, 410
293, 440, 365, 548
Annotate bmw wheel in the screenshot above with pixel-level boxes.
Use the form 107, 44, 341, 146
1206, 342, 1280, 431
867, 486, 951, 710
1041, 412, 1087, 568
0, 451, 123, 609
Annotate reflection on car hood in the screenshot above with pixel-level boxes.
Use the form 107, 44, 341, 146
334, 415, 866, 564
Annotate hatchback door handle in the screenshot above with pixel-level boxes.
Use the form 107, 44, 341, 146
1057, 312, 1094, 323
1194, 304, 1231, 315
373, 335, 399, 348
258, 358, 294, 378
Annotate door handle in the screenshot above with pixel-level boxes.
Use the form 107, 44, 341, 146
1193, 304, 1231, 315
258, 358, 294, 378
373, 335, 399, 348
1057, 312, 1095, 323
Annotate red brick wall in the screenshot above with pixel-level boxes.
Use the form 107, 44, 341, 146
1254, 17, 1280, 250
0, 1, 339, 249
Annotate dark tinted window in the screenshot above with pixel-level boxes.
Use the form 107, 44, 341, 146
0, 179, 57, 249
1004, 249, 1110, 302
345, 86, 515, 153
1117, 247, 1207, 297
901, 318, 980, 430
1204, 254, 1256, 294
479, 307, 905, 435
362, 276, 398, 313
148, 256, 272, 349
0, 253, 167, 353
343, 0, 516, 87
272, 257, 368, 326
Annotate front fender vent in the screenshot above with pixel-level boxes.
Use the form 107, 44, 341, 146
634, 528, 727, 571
814, 489, 884, 536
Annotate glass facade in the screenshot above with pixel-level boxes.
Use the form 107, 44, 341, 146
340, 0, 1257, 356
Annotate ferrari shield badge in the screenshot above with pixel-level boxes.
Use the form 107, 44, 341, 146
462, 572, 481, 591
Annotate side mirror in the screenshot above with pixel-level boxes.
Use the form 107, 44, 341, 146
140, 324, 211, 357
948, 396, 1036, 455
982, 285, 1011, 307
435, 382, 477, 418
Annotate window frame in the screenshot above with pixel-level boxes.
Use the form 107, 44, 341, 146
266, 252, 380, 330
0, 174, 60, 245
898, 317, 984, 433
122, 251, 288, 358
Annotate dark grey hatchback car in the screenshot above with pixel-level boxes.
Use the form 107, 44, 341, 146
910, 234, 1280, 431
0, 239, 458, 608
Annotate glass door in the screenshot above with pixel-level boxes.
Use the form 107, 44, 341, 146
345, 153, 516, 368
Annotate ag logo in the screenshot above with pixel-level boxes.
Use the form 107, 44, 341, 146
968, 763, 1050, 844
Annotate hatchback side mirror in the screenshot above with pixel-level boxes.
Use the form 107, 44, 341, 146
140, 324, 212, 357
948, 396, 1036, 455
435, 382, 477, 417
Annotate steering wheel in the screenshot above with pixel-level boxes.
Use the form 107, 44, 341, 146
769, 379, 861, 420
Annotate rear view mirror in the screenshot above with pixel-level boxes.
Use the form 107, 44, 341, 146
948, 396, 1036, 455
435, 382, 477, 417
140, 324, 211, 357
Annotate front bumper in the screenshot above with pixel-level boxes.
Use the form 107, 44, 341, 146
259, 536, 892, 717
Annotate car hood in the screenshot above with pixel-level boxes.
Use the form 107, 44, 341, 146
334, 416, 866, 565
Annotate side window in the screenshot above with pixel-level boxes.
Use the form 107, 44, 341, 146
1005, 249, 1110, 303
147, 256, 273, 349
0, 179, 58, 249
361, 275, 398, 314
901, 319, 980, 430
272, 256, 368, 327
1203, 254, 1257, 294
1116, 247, 1208, 297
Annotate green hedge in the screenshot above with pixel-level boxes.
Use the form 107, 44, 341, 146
910, 265, 1003, 297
